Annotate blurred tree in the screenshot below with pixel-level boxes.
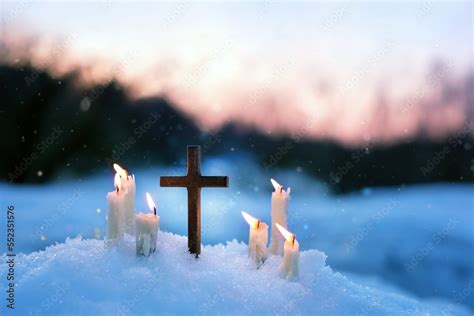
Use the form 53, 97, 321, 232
0, 64, 472, 193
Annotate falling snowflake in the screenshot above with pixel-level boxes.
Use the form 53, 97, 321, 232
80, 97, 91, 112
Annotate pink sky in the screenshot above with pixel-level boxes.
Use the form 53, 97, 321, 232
1, 2, 472, 145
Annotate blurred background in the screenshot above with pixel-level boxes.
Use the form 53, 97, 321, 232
0, 0, 473, 312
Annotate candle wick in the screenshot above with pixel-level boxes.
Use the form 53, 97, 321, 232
292, 235, 296, 245
154, 207, 157, 216
280, 187, 283, 193
257, 220, 260, 229
116, 187, 119, 194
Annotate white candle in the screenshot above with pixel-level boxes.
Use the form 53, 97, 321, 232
123, 175, 136, 233
241, 211, 268, 268
114, 164, 136, 234
136, 193, 160, 256
107, 173, 126, 240
269, 178, 291, 256
276, 223, 299, 281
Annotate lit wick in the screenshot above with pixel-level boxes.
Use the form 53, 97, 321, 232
146, 192, 157, 217
136, 192, 160, 257
241, 211, 268, 268
275, 223, 299, 281
113, 163, 129, 181
114, 173, 121, 195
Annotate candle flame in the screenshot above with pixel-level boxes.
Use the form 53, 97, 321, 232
275, 223, 296, 244
113, 163, 128, 179
270, 178, 281, 191
271, 178, 290, 194
146, 192, 157, 215
114, 173, 122, 193
241, 211, 260, 229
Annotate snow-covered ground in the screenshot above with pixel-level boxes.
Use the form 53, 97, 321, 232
0, 155, 473, 313
1, 234, 471, 315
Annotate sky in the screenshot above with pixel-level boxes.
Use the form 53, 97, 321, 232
1, 1, 473, 145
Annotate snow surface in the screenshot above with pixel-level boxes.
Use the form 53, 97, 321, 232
1, 233, 471, 315
0, 155, 473, 312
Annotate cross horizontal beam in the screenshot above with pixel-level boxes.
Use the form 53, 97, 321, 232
199, 176, 229, 188
160, 176, 188, 187
160, 176, 229, 188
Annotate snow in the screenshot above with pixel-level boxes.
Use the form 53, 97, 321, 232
2, 234, 471, 315
0, 155, 473, 312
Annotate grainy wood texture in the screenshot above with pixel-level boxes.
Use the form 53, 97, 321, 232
160, 145, 229, 256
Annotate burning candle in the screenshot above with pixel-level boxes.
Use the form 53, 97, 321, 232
114, 163, 136, 234
275, 223, 299, 281
135, 193, 160, 257
107, 173, 126, 240
241, 211, 268, 268
269, 178, 291, 256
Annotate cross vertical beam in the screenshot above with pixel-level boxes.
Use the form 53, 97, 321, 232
160, 145, 229, 256
187, 186, 200, 254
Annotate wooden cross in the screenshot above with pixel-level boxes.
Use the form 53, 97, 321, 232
160, 145, 229, 256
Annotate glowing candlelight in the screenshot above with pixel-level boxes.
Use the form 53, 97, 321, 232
113, 163, 128, 179
271, 178, 281, 192
136, 193, 160, 256
275, 223, 296, 245
107, 173, 126, 241
242, 211, 268, 268
269, 178, 291, 256
275, 223, 299, 281
114, 173, 122, 193
113, 163, 136, 233
146, 192, 157, 216
242, 211, 260, 229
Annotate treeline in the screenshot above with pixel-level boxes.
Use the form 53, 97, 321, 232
0, 64, 472, 193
